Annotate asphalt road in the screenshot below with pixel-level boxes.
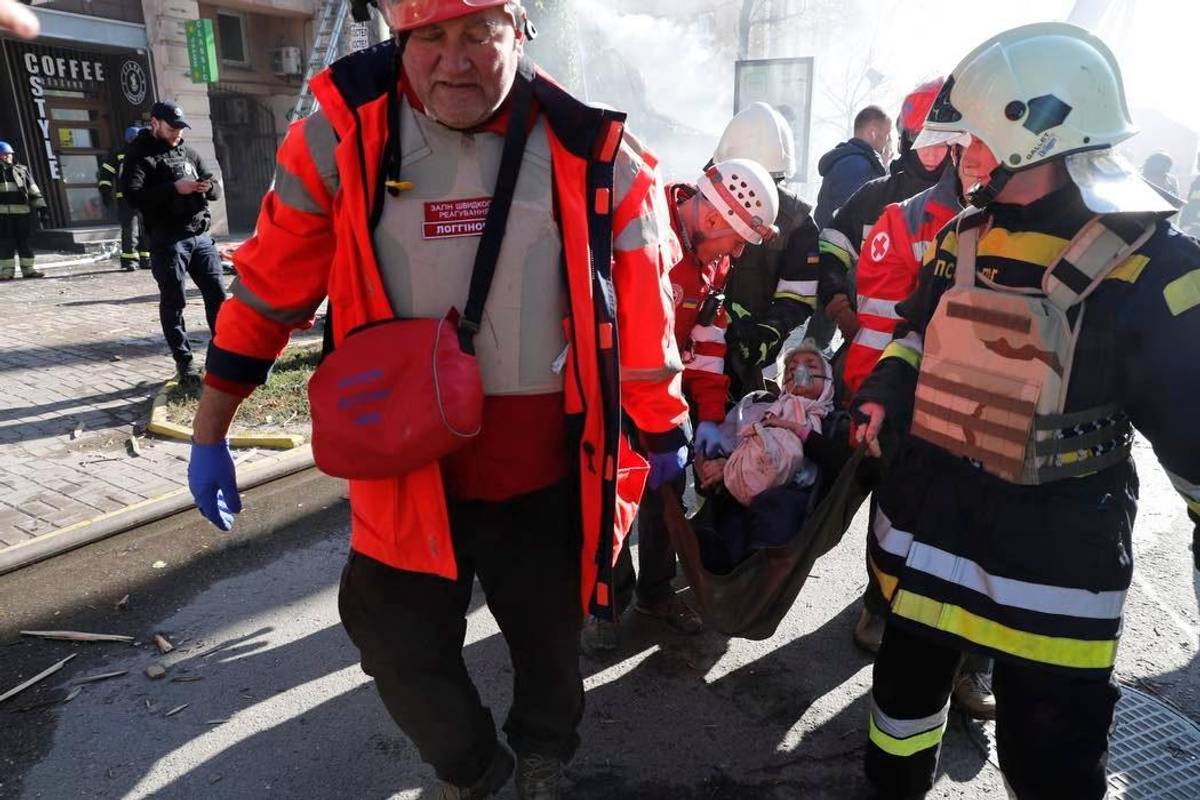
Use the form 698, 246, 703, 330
1, 438, 1196, 799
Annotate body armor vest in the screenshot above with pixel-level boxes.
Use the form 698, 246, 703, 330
373, 98, 567, 396
911, 211, 1156, 484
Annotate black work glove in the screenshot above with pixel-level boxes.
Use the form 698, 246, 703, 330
726, 316, 785, 368
36, 207, 51, 228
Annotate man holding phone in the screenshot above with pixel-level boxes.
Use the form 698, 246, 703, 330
121, 100, 227, 385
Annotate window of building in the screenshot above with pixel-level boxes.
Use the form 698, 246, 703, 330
216, 11, 250, 66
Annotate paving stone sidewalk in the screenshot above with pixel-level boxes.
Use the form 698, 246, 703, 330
0, 251, 319, 553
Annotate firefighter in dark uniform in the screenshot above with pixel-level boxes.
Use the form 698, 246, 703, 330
98, 125, 151, 271
854, 23, 1200, 798
712, 102, 823, 399
0, 140, 47, 280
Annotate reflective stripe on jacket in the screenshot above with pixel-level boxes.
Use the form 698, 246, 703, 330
666, 183, 730, 423
844, 169, 960, 398
205, 44, 688, 617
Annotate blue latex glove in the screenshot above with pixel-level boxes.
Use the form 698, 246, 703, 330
648, 446, 688, 490
188, 440, 242, 531
694, 421, 725, 458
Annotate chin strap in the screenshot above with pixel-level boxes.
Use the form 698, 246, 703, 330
966, 165, 1013, 208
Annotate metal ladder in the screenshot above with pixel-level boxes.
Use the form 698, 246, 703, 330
291, 0, 350, 121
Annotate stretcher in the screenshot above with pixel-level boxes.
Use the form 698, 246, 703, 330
661, 446, 870, 640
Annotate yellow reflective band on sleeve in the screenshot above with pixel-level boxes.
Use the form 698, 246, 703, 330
97, 180, 112, 188
868, 715, 946, 758
102, 163, 117, 174
977, 229, 1072, 268
891, 590, 1119, 670
1164, 269, 1200, 316
1107, 255, 1150, 284
880, 340, 921, 370
819, 239, 852, 269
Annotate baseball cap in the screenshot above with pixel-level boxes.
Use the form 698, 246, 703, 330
151, 100, 190, 130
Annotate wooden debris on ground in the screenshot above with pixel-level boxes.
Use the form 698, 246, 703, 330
73, 670, 128, 685
0, 654, 77, 704
20, 630, 134, 643
114, 594, 129, 611
164, 703, 188, 717
154, 634, 174, 654
145, 663, 167, 680
63, 686, 83, 703
170, 675, 203, 683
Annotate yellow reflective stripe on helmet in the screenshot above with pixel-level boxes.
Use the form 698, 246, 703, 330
868, 715, 946, 758
1163, 269, 1200, 316
891, 590, 1119, 670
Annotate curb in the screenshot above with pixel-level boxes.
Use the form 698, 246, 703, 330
0, 446, 316, 576
147, 378, 306, 450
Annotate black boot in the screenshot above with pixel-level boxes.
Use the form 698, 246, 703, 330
515, 753, 564, 800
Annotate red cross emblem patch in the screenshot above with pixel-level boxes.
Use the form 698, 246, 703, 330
870, 231, 891, 262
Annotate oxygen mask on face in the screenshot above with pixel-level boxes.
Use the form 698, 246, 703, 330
791, 363, 815, 391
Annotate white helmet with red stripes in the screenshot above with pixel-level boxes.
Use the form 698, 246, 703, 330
697, 159, 780, 246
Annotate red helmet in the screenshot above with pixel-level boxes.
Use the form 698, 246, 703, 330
898, 77, 945, 137
385, 0, 513, 32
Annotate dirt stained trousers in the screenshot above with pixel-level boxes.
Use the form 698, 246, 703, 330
0, 213, 37, 278
866, 623, 1118, 798
338, 479, 584, 787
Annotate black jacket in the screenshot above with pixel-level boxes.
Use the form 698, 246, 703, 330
816, 147, 949, 309
813, 137, 886, 228
120, 129, 221, 243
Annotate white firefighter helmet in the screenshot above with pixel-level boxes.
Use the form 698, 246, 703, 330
713, 102, 796, 180
913, 22, 1172, 212
698, 158, 780, 246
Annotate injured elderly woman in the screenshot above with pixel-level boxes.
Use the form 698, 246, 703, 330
694, 341, 840, 573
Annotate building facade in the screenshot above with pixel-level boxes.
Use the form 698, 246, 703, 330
0, 0, 158, 239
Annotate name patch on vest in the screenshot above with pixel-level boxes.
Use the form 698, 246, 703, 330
423, 197, 492, 239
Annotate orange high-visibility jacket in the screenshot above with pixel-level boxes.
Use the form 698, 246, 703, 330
844, 168, 960, 398
205, 45, 689, 617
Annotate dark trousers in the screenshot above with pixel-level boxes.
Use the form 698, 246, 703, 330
866, 623, 1118, 799
117, 200, 148, 268
862, 501, 992, 676
614, 477, 681, 613
149, 234, 225, 366
0, 213, 35, 274
338, 481, 584, 787
698, 484, 812, 573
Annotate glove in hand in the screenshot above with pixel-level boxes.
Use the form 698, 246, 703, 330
694, 421, 725, 458
648, 446, 688, 491
727, 317, 784, 368
188, 440, 242, 531
826, 294, 860, 341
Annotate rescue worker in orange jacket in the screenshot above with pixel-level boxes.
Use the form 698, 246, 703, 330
818, 78, 950, 347
586, 159, 781, 652
185, 2, 689, 797
844, 150, 959, 398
